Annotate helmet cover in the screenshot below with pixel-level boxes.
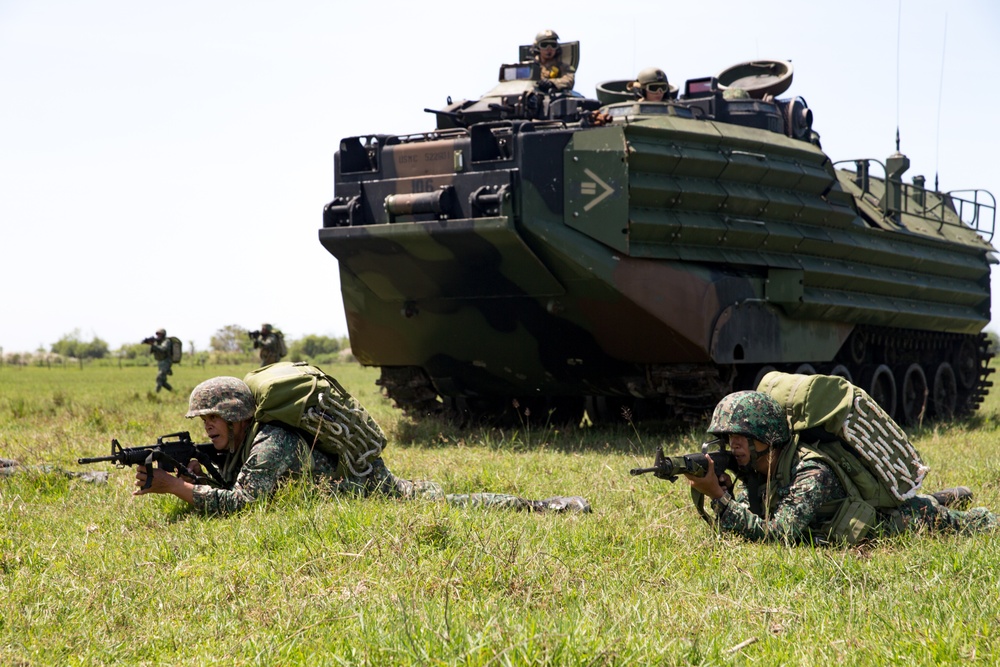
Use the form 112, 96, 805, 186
186, 377, 256, 422
708, 391, 790, 447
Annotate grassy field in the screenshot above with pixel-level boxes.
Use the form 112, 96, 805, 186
2, 362, 1000, 666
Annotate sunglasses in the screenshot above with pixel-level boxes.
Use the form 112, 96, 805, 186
646, 84, 668, 93
538, 41, 558, 49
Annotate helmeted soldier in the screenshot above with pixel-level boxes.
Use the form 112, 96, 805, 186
148, 328, 173, 392
628, 67, 676, 102
685, 388, 996, 544
134, 374, 591, 515
531, 29, 575, 93
253, 323, 286, 367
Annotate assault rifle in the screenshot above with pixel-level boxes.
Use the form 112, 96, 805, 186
141, 336, 157, 345
630, 442, 742, 524
78, 431, 228, 490
629, 445, 735, 481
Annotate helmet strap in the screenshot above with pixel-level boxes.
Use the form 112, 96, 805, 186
226, 422, 238, 453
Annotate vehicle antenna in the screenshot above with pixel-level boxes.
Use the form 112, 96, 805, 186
934, 14, 949, 192
632, 18, 636, 76
895, 0, 902, 152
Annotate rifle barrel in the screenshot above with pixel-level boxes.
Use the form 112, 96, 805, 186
78, 455, 116, 464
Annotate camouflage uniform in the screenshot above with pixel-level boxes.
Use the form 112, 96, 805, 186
712, 459, 1000, 544
530, 29, 575, 92
189, 382, 587, 515
1, 457, 108, 483
538, 59, 575, 92
149, 332, 173, 392
255, 326, 285, 367
706, 391, 1000, 543
253, 322, 285, 367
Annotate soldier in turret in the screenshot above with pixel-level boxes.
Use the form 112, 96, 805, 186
628, 67, 675, 102
531, 29, 575, 93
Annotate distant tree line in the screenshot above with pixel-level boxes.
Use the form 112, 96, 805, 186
47, 329, 109, 359
1, 326, 351, 367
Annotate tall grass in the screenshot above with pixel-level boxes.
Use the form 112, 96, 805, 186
1, 363, 999, 665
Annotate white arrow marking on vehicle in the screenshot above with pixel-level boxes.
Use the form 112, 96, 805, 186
582, 168, 614, 212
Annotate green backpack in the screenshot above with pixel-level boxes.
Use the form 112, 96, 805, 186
273, 330, 288, 358
168, 336, 183, 364
758, 371, 929, 507
243, 362, 385, 477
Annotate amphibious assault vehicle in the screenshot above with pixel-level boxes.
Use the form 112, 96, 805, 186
319, 49, 996, 426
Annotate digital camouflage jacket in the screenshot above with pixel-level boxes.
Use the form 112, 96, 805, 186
712, 443, 1000, 544
190, 422, 544, 515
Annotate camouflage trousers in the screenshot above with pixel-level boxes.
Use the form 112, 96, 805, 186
883, 494, 1000, 535
335, 457, 536, 511
156, 359, 173, 391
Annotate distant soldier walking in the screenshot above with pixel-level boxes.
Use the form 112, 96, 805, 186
249, 323, 286, 367
144, 328, 174, 392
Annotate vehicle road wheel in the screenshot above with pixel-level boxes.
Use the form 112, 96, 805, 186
955, 339, 979, 390
867, 364, 897, 419
932, 362, 958, 420
849, 331, 867, 364
795, 363, 816, 375
753, 365, 777, 390
900, 363, 928, 426
828, 364, 853, 383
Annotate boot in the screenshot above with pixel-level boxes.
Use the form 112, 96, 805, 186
930, 486, 973, 510
531, 496, 592, 513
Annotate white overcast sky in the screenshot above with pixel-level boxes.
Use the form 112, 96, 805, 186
2, 0, 998, 353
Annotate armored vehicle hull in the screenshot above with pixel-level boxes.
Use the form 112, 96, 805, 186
320, 62, 995, 425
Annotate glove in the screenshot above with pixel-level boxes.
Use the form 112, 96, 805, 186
536, 79, 555, 93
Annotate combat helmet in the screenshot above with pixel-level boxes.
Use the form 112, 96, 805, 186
534, 29, 560, 46
636, 67, 669, 87
708, 391, 790, 448
532, 29, 561, 55
632, 67, 675, 98
186, 377, 256, 422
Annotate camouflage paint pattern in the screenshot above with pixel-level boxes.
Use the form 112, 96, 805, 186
191, 422, 579, 515
186, 377, 256, 422
708, 391, 790, 446
319, 59, 995, 421
713, 456, 999, 543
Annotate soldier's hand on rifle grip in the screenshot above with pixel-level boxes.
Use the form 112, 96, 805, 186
684, 456, 727, 500
718, 471, 734, 495
133, 464, 178, 496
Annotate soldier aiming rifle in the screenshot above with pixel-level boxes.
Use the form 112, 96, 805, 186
143, 328, 173, 392
248, 323, 286, 367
